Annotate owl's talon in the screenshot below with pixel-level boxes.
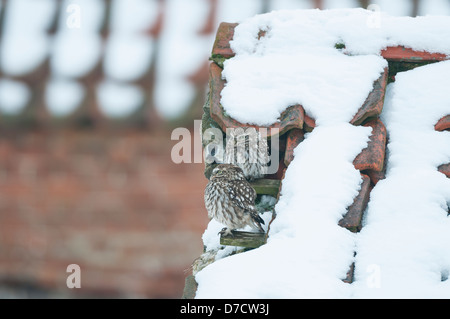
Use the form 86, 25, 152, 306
218, 227, 234, 237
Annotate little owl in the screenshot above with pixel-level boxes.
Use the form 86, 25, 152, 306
224, 127, 269, 181
204, 164, 265, 236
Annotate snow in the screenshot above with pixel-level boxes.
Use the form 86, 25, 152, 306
420, 0, 450, 16
104, 0, 157, 82
196, 124, 371, 298
96, 81, 144, 118
51, 0, 104, 78
216, 0, 263, 23
202, 205, 274, 254
221, 9, 450, 127
1, 34, 50, 76
371, 0, 413, 16
51, 32, 103, 78
196, 9, 450, 298
222, 53, 386, 126
0, 79, 31, 115
45, 79, 85, 117
103, 35, 154, 82
152, 0, 267, 120
353, 61, 450, 298
370, 0, 450, 16
109, 0, 159, 33
59, 0, 105, 32
2, 1, 450, 121
324, 0, 359, 10
270, 0, 312, 11
153, 0, 212, 120
154, 79, 196, 120
1, 0, 56, 34
0, 0, 55, 76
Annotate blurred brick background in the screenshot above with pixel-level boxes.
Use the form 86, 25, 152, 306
0, 128, 208, 297
0, 0, 448, 298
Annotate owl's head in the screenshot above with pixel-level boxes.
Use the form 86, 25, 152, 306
210, 164, 246, 181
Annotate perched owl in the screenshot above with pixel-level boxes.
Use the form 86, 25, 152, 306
204, 164, 265, 236
224, 127, 269, 181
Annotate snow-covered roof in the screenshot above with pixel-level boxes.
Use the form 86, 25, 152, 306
194, 8, 450, 298
1, 0, 263, 122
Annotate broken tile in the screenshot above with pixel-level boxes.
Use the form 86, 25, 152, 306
266, 159, 287, 181
438, 163, 450, 178
364, 141, 388, 185
211, 22, 237, 66
339, 174, 371, 232
284, 129, 305, 167
350, 67, 389, 126
381, 46, 448, 62
365, 166, 386, 186
435, 115, 450, 131
353, 118, 387, 172
303, 113, 316, 132
343, 262, 355, 284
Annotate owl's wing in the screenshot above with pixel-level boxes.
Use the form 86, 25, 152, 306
228, 180, 257, 212
229, 180, 265, 230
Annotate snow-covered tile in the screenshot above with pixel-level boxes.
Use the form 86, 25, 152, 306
354, 61, 450, 298
103, 35, 154, 82
1, 33, 50, 76
96, 80, 144, 118
0, 0, 56, 75
51, 31, 102, 78
45, 78, 85, 117
196, 8, 450, 299
109, 0, 159, 33
0, 79, 31, 115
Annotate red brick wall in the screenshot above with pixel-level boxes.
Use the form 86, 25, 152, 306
0, 127, 209, 298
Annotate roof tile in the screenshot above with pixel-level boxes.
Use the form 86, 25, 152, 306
350, 68, 388, 126
435, 115, 450, 131
381, 46, 449, 62
208, 62, 304, 137
438, 163, 450, 178
353, 118, 387, 172
338, 174, 371, 232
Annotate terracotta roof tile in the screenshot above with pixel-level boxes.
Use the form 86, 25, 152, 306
211, 22, 238, 60
338, 174, 371, 232
435, 115, 450, 131
365, 165, 386, 186
284, 129, 305, 167
353, 118, 387, 172
208, 62, 305, 138
381, 46, 449, 62
350, 68, 388, 126
438, 163, 450, 178
211, 23, 450, 66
